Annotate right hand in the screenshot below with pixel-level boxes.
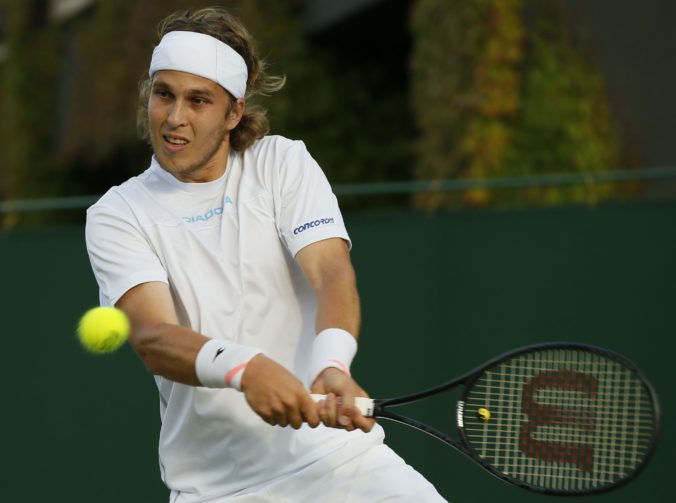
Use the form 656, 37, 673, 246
311, 367, 375, 433
240, 354, 320, 429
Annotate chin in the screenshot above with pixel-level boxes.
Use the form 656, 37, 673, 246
154, 155, 182, 174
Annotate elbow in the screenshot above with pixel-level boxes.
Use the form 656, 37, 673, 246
128, 323, 167, 375
137, 351, 164, 376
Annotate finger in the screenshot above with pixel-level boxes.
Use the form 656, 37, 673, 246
319, 393, 338, 427
287, 398, 305, 429
351, 412, 376, 433
337, 392, 355, 428
271, 404, 289, 428
259, 409, 279, 427
260, 413, 276, 426
300, 394, 320, 428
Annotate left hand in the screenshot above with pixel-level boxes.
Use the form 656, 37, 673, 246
310, 368, 375, 433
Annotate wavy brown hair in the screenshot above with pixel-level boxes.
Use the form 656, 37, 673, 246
137, 7, 285, 152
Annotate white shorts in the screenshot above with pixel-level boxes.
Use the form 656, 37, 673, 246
216, 443, 447, 503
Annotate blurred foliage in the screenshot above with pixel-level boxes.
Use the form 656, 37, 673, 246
0, 0, 412, 211
411, 0, 620, 208
1, 0, 623, 217
240, 1, 414, 188
2, 0, 63, 200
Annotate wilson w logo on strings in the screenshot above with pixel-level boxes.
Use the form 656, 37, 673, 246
520, 370, 599, 473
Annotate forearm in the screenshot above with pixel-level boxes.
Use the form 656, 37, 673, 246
307, 263, 363, 387
131, 319, 264, 390
116, 281, 212, 386
313, 265, 361, 338
130, 322, 208, 386
132, 318, 320, 429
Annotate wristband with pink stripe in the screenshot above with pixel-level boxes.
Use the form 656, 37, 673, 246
307, 328, 357, 386
195, 338, 264, 391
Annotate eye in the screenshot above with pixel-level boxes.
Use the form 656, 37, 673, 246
153, 89, 172, 99
191, 97, 209, 105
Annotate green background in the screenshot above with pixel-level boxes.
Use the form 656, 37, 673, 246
2, 201, 672, 501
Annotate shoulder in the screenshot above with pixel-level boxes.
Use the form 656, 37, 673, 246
86, 169, 152, 222
88, 181, 134, 215
243, 135, 312, 166
248, 134, 305, 153
239, 136, 320, 193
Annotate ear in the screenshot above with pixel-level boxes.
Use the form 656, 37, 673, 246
226, 98, 246, 130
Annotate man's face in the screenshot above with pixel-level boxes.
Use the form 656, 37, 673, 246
148, 70, 241, 182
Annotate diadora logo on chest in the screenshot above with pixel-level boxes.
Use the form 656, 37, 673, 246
183, 196, 234, 224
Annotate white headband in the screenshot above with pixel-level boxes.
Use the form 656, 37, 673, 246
149, 31, 248, 99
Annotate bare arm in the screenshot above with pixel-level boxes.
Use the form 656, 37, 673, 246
116, 281, 319, 429
117, 281, 206, 385
296, 238, 375, 432
296, 238, 361, 336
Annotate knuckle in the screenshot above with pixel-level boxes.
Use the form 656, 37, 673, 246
270, 401, 287, 415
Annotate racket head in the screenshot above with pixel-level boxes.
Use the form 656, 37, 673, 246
457, 342, 660, 495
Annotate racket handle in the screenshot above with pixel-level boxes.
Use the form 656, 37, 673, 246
310, 393, 375, 416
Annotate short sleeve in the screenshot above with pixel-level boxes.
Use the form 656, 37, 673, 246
276, 141, 350, 256
85, 196, 168, 306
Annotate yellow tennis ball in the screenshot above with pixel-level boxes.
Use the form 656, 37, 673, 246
477, 407, 491, 421
77, 307, 130, 354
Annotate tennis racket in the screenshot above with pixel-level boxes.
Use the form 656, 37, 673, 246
312, 342, 661, 496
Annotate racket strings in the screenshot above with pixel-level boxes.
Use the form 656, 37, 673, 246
461, 348, 657, 493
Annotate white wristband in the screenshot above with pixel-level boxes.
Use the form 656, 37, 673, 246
307, 328, 357, 386
195, 338, 264, 391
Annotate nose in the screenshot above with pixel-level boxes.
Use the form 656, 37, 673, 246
166, 99, 187, 128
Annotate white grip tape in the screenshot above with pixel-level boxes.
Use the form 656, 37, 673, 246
310, 394, 375, 417
195, 338, 264, 391
307, 328, 357, 386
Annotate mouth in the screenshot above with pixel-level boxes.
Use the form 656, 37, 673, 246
162, 134, 190, 153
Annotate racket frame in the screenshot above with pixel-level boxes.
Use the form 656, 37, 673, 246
371, 341, 661, 496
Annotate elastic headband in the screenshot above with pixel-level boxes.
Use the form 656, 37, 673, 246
149, 31, 248, 99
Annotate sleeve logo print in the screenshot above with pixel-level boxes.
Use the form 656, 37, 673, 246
293, 217, 335, 235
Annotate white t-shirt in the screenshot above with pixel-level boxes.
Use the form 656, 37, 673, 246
85, 136, 384, 502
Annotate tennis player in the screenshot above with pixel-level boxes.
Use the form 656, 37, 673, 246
85, 7, 445, 502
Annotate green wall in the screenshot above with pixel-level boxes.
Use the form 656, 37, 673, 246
2, 201, 673, 501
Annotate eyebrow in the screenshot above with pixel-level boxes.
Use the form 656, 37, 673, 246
152, 79, 217, 99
